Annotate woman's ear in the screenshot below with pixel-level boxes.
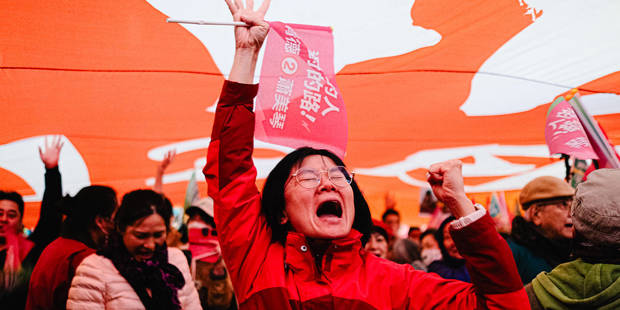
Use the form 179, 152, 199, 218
280, 210, 289, 225
95, 216, 114, 234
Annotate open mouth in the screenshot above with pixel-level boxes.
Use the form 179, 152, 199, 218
316, 200, 343, 218
565, 223, 573, 228
135, 252, 154, 260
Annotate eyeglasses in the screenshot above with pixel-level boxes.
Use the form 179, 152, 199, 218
536, 198, 573, 210
291, 166, 354, 189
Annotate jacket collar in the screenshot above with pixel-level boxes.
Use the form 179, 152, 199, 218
284, 230, 364, 281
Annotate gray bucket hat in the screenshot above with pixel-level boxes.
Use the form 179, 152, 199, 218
571, 168, 620, 262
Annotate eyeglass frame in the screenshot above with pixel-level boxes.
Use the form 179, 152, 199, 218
534, 197, 573, 210
290, 166, 355, 189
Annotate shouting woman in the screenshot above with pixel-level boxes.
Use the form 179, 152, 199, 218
203, 0, 528, 308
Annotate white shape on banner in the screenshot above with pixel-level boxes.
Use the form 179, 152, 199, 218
147, 0, 440, 79
462, 1, 620, 116
0, 135, 90, 202
281, 57, 298, 75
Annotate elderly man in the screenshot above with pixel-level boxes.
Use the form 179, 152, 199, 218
525, 169, 620, 309
507, 176, 575, 284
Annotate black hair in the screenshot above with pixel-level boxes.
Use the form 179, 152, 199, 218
115, 189, 172, 233
0, 190, 25, 218
186, 207, 216, 228
382, 208, 400, 222
435, 216, 464, 267
408, 226, 421, 234
261, 147, 372, 245
370, 224, 389, 242
60, 185, 117, 247
419, 228, 438, 244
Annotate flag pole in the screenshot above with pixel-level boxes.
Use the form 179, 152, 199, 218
166, 18, 249, 27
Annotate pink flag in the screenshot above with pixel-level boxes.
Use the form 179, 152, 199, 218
568, 94, 620, 168
544, 100, 598, 160
488, 192, 511, 231
255, 22, 347, 158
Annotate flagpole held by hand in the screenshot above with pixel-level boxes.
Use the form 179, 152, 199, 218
166, 18, 249, 27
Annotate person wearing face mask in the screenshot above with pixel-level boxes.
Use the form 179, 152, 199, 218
66, 189, 201, 309
26, 185, 118, 310
427, 216, 470, 282
201, 1, 528, 308
419, 229, 443, 267
186, 198, 237, 310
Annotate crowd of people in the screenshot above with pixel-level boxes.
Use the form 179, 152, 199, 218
1, 1, 619, 309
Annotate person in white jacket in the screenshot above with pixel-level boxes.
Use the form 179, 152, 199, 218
67, 189, 201, 310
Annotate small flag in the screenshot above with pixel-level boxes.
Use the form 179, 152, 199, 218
184, 171, 199, 210
544, 97, 598, 160
255, 21, 347, 158
568, 93, 620, 168
488, 192, 510, 230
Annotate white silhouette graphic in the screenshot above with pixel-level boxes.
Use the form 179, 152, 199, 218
146, 138, 620, 192
0, 136, 90, 202
461, 1, 620, 116
145, 137, 294, 186
355, 144, 567, 192
146, 0, 441, 78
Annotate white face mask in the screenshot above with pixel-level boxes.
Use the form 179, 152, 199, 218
421, 248, 443, 266
187, 221, 209, 229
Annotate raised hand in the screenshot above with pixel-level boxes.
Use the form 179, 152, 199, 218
39, 136, 64, 169
427, 160, 475, 218
154, 149, 176, 193
225, 0, 271, 50
225, 0, 271, 83
158, 149, 176, 173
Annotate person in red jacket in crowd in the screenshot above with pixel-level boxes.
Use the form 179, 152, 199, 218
25, 185, 118, 310
203, 1, 528, 308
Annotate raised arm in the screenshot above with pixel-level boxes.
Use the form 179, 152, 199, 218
413, 160, 528, 309
153, 149, 176, 194
202, 0, 273, 304
226, 0, 270, 83
28, 136, 64, 250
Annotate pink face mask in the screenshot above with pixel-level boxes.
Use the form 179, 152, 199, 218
187, 222, 220, 263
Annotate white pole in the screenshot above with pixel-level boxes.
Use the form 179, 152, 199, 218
166, 18, 249, 27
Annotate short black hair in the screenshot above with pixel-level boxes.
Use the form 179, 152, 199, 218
382, 208, 400, 222
115, 189, 172, 232
419, 228, 437, 243
408, 226, 420, 234
261, 147, 372, 245
370, 224, 389, 242
0, 190, 25, 218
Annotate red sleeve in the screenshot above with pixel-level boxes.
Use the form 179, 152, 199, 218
203, 81, 277, 304
403, 214, 528, 309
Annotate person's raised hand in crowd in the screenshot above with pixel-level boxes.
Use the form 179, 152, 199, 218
154, 149, 176, 193
427, 160, 476, 218
225, 0, 271, 83
384, 191, 397, 210
38, 136, 64, 169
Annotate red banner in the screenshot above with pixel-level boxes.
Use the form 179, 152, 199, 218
255, 22, 347, 158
